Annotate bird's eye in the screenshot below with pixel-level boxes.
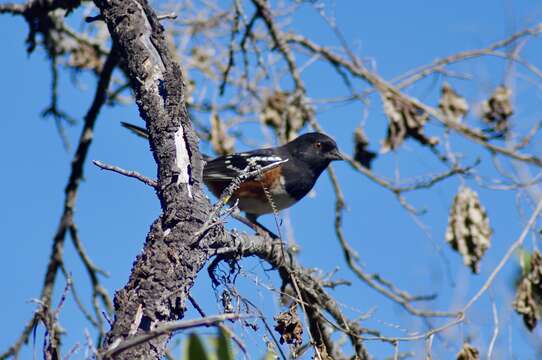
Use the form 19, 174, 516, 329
314, 142, 322, 149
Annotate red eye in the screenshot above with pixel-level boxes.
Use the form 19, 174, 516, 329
314, 142, 322, 149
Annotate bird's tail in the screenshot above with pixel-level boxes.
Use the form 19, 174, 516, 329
121, 121, 149, 139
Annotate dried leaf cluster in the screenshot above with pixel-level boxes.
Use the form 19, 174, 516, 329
190, 46, 217, 77
353, 126, 377, 169
260, 91, 309, 141
445, 187, 492, 273
68, 42, 103, 72
481, 85, 513, 137
381, 91, 438, 152
513, 250, 542, 331
438, 83, 469, 122
456, 342, 480, 360
274, 303, 303, 346
210, 113, 235, 155
24, 8, 106, 72
221, 290, 234, 314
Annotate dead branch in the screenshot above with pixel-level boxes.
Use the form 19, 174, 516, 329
92, 160, 158, 188
91, 0, 229, 358
0, 49, 117, 360
100, 313, 250, 359
214, 231, 370, 359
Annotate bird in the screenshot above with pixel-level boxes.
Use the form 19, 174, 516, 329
121, 122, 344, 230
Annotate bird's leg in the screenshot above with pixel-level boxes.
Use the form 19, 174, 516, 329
231, 212, 258, 231
233, 213, 279, 239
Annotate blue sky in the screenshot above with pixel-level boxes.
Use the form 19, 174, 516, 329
2, 0, 542, 358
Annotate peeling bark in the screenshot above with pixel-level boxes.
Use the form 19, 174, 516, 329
92, 0, 223, 358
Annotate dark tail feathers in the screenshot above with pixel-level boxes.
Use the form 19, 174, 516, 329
121, 121, 212, 161
121, 122, 149, 139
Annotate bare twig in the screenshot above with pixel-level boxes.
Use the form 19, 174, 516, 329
328, 165, 454, 318
68, 223, 113, 341
0, 49, 117, 360
462, 198, 542, 312
487, 299, 499, 359
92, 160, 158, 188
287, 33, 542, 167
394, 23, 542, 89
187, 295, 248, 355
157, 12, 177, 21
100, 313, 251, 359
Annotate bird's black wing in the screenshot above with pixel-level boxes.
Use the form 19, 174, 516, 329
203, 148, 286, 181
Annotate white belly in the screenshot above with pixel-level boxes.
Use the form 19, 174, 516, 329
237, 187, 297, 215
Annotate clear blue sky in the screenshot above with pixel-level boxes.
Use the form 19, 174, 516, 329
2, 0, 542, 358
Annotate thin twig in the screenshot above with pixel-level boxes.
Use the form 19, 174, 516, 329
92, 160, 158, 188
462, 198, 542, 312
0, 50, 118, 360
487, 299, 499, 359
100, 313, 252, 359
187, 295, 248, 356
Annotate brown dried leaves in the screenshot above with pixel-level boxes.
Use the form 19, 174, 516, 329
260, 91, 309, 141
481, 85, 513, 137
353, 126, 377, 169
513, 250, 542, 331
381, 91, 438, 152
274, 303, 303, 346
439, 83, 469, 122
446, 187, 492, 273
456, 342, 480, 360
210, 113, 235, 155
68, 43, 102, 72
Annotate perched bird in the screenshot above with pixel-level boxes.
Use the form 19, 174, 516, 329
121, 122, 343, 224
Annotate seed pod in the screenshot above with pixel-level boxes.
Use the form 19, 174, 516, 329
513, 250, 542, 331
445, 187, 492, 273
210, 113, 235, 155
353, 126, 376, 168
456, 343, 479, 360
260, 91, 308, 141
221, 290, 234, 314
438, 83, 469, 122
381, 91, 438, 152
68, 43, 103, 72
481, 85, 513, 137
274, 303, 303, 346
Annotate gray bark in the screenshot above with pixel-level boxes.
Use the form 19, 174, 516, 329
92, 0, 224, 358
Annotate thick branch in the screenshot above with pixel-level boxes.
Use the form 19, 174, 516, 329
92, 0, 225, 358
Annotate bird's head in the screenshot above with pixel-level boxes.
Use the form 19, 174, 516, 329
286, 132, 344, 170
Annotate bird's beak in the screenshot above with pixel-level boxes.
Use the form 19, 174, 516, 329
328, 149, 345, 161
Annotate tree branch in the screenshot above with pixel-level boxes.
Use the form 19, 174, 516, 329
101, 313, 249, 359
92, 0, 227, 358
0, 48, 117, 360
